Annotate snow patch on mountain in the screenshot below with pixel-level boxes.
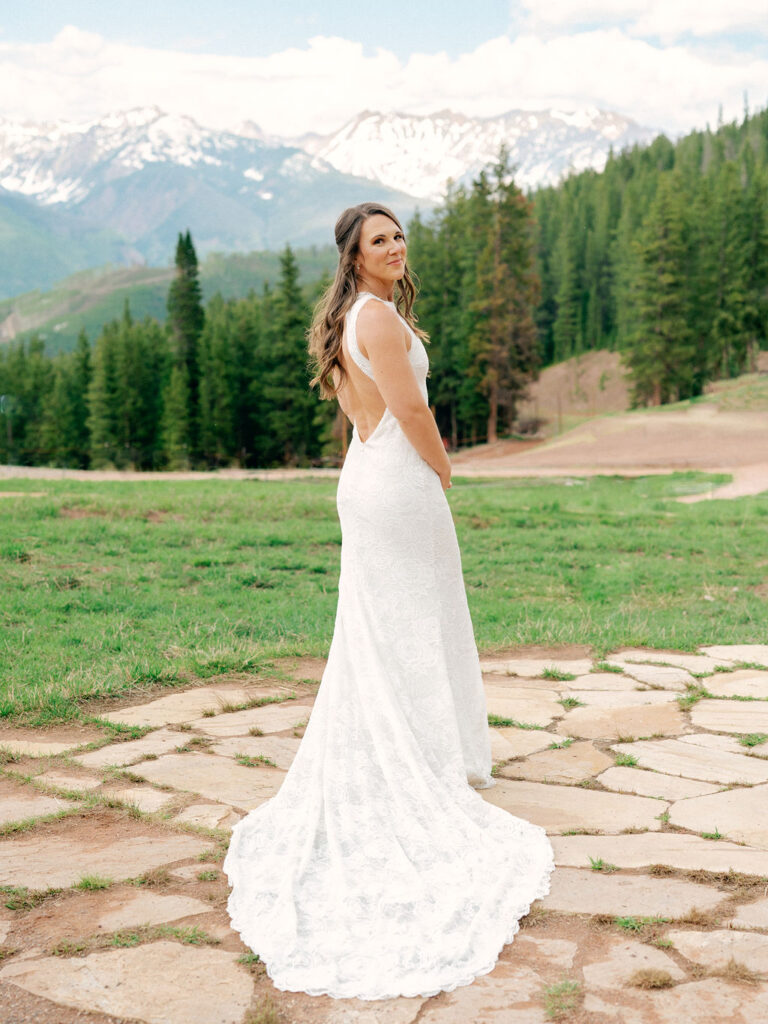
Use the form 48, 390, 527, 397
300, 108, 659, 199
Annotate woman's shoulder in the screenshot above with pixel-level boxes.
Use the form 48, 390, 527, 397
356, 294, 400, 330
356, 296, 410, 354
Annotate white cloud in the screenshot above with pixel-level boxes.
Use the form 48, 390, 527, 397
515, 0, 768, 39
0, 25, 764, 138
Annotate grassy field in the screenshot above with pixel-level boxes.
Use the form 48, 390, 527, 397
1, 472, 766, 723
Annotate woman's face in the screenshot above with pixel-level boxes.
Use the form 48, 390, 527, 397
355, 214, 407, 287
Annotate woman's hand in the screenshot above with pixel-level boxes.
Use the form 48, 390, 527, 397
439, 465, 452, 491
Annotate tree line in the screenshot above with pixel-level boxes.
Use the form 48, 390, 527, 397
1, 106, 767, 469
0, 234, 327, 469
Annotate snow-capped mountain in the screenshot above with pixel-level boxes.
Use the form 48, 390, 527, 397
0, 104, 659, 297
0, 106, 422, 274
298, 108, 658, 200
0, 105, 327, 208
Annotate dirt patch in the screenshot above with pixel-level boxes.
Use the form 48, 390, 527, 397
58, 507, 108, 519
516, 350, 631, 437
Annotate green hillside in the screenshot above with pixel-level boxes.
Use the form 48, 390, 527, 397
0, 246, 337, 355
0, 188, 131, 300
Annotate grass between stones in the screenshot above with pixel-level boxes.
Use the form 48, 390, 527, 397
542, 978, 582, 1019
2, 472, 766, 723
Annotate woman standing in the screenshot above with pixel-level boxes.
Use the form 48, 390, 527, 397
223, 202, 554, 1000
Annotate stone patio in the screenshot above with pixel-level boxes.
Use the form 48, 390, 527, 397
0, 644, 766, 1023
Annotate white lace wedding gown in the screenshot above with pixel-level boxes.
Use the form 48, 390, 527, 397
223, 291, 555, 1000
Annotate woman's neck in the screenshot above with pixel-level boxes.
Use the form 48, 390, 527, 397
356, 277, 395, 302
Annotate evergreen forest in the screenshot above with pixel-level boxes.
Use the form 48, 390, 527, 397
1, 107, 767, 470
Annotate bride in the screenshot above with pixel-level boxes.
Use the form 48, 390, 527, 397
223, 201, 555, 1001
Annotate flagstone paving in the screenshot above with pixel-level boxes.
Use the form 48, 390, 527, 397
611, 738, 768, 785
0, 644, 766, 1024
702, 669, 768, 699
553, 701, 686, 739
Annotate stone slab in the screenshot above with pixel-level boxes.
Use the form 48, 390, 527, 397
489, 727, 557, 761
102, 786, 177, 813
581, 938, 685, 989
551, 832, 768, 874
417, 962, 545, 1024
729, 898, 768, 931
555, 703, 685, 740
596, 766, 721, 800
189, 701, 311, 737
702, 669, 768, 699
612, 738, 768, 785
565, 690, 678, 707
0, 941, 253, 1024
173, 803, 242, 831
484, 675, 577, 693
478, 657, 593, 678
129, 752, 285, 809
0, 784, 67, 825
668, 783, 768, 849
701, 644, 768, 667
313, 995, 428, 1023
678, 733, 753, 755
101, 684, 294, 726
541, 867, 724, 917
72, 728, 187, 768
211, 734, 301, 770
604, 662, 693, 689
690, 699, 768, 735
485, 692, 562, 728
511, 935, 577, 969
37, 771, 102, 792
569, 672, 650, 691
608, 649, 734, 674
170, 862, 220, 881
645, 979, 765, 1024
482, 779, 665, 834
0, 828, 209, 889
501, 740, 613, 783
0, 739, 75, 757
667, 928, 768, 972
95, 890, 212, 932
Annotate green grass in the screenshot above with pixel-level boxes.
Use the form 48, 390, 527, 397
0, 472, 766, 723
542, 978, 581, 1019
739, 733, 768, 747
616, 915, 669, 932
73, 874, 112, 891
588, 856, 618, 872
614, 752, 638, 767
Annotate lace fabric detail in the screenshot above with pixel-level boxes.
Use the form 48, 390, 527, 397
223, 295, 555, 1000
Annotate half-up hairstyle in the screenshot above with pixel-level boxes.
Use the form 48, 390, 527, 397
308, 202, 426, 399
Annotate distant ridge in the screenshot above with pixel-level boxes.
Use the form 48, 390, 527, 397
0, 104, 658, 297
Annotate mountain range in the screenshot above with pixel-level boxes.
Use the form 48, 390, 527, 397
0, 105, 659, 299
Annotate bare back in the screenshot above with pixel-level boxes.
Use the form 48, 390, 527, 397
336, 296, 412, 443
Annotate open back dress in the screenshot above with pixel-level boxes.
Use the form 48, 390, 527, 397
223, 291, 555, 1000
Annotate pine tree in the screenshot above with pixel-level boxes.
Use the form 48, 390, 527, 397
624, 173, 696, 405
468, 154, 540, 442
262, 246, 318, 464
161, 362, 192, 470
88, 322, 119, 467
164, 230, 204, 462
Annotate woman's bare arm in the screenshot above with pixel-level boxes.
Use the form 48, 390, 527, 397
358, 302, 451, 488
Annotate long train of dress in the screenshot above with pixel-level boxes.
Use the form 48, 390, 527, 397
223, 292, 555, 1000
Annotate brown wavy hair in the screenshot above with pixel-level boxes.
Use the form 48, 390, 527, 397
308, 202, 426, 399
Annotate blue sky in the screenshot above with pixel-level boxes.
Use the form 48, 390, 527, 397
0, 0, 514, 60
0, 2, 765, 136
